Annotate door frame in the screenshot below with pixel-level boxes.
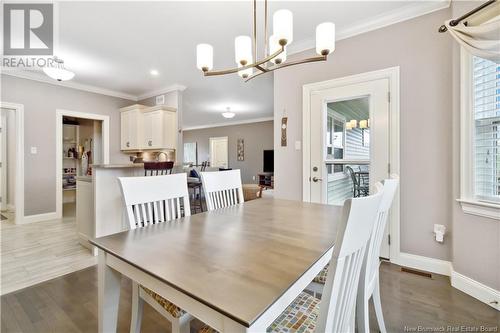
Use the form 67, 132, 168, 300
56, 109, 110, 219
209, 136, 229, 168
302, 66, 400, 262
0, 102, 25, 224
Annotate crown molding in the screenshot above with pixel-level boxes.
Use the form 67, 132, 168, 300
1, 70, 138, 101
287, 0, 451, 55
183, 117, 273, 131
136, 84, 187, 101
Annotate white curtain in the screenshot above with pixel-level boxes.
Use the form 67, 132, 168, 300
445, 5, 500, 63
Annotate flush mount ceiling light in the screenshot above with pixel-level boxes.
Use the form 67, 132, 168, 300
150, 69, 159, 76
43, 57, 75, 81
196, 0, 335, 82
222, 107, 236, 119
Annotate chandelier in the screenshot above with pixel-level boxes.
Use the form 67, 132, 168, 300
196, 0, 335, 82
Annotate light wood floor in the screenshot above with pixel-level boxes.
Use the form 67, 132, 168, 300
1, 262, 498, 333
0, 204, 97, 295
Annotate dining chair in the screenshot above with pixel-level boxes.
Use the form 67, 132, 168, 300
200, 169, 244, 211
143, 161, 174, 176
118, 173, 193, 333
356, 175, 399, 333
346, 165, 369, 197
198, 187, 383, 333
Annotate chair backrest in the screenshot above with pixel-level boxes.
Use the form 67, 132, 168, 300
201, 161, 209, 171
200, 169, 244, 211
118, 173, 191, 230
144, 161, 174, 176
363, 174, 399, 287
316, 188, 383, 333
345, 165, 358, 186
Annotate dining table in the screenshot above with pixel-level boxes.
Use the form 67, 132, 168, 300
91, 198, 342, 333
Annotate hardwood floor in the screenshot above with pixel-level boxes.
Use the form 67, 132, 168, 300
0, 204, 97, 295
1, 262, 498, 333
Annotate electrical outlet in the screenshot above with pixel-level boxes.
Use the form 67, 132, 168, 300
295, 141, 301, 150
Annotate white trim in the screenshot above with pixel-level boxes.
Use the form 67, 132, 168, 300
302, 66, 400, 262
456, 199, 500, 220
393, 252, 452, 276
56, 109, 110, 219
288, 0, 450, 55
2, 71, 137, 101
0, 102, 24, 225
20, 212, 58, 224
183, 117, 273, 131
451, 270, 500, 311
136, 84, 187, 101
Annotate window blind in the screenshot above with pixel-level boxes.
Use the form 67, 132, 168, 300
473, 56, 500, 202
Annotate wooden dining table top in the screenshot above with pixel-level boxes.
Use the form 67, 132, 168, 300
91, 198, 342, 327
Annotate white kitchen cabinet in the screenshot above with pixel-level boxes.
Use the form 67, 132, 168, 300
120, 104, 146, 150
120, 104, 177, 151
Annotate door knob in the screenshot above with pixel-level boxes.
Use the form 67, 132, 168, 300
312, 177, 322, 182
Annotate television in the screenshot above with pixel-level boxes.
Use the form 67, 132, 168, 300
263, 150, 274, 173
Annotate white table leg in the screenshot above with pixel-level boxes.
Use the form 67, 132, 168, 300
98, 249, 122, 333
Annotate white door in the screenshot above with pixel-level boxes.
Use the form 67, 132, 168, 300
306, 78, 391, 258
209, 137, 228, 168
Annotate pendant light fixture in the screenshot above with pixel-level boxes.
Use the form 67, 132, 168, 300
196, 0, 335, 82
222, 107, 236, 119
43, 57, 75, 81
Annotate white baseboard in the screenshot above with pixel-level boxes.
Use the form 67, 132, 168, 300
451, 270, 500, 311
393, 252, 452, 276
19, 212, 57, 224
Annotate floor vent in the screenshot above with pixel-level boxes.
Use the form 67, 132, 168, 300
401, 267, 432, 279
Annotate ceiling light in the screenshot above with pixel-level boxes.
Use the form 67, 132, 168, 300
222, 107, 235, 119
359, 120, 368, 129
43, 57, 75, 81
150, 69, 159, 76
196, 0, 335, 82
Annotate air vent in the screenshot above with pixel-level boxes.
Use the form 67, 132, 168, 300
401, 267, 433, 279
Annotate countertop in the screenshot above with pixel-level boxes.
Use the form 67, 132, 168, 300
92, 163, 145, 169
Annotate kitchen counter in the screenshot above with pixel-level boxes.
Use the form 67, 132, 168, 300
92, 163, 144, 169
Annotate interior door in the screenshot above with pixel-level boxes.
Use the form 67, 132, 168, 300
307, 78, 391, 258
210, 137, 228, 168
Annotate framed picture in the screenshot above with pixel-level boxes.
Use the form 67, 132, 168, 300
237, 138, 244, 161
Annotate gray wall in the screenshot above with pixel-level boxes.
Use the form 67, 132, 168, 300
273, 9, 453, 262
450, 1, 499, 290
183, 121, 274, 184
1, 75, 133, 215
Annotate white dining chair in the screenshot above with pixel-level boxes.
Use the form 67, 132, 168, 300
356, 175, 399, 333
118, 173, 193, 333
198, 188, 384, 333
200, 169, 244, 211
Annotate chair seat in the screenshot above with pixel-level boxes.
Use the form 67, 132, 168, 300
141, 286, 186, 318
313, 263, 329, 284
198, 292, 320, 333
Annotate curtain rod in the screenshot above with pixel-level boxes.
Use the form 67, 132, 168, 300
438, 0, 497, 33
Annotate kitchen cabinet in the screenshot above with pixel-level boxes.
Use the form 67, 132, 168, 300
120, 104, 177, 151
120, 105, 146, 150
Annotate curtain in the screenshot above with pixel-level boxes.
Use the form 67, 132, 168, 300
445, 5, 500, 63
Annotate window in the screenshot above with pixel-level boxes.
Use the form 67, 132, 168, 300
459, 49, 500, 219
326, 112, 345, 176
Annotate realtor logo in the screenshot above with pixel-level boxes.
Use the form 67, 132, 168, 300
3, 3, 53, 55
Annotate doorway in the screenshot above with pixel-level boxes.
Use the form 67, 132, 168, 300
56, 110, 109, 219
0, 102, 24, 224
303, 67, 400, 260
209, 136, 229, 168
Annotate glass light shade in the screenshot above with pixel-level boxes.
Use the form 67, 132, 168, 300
359, 119, 368, 129
43, 59, 75, 81
238, 63, 253, 79
350, 120, 358, 128
316, 22, 335, 56
273, 9, 293, 45
269, 35, 287, 64
222, 107, 235, 119
235, 36, 252, 65
346, 122, 353, 130
196, 44, 213, 71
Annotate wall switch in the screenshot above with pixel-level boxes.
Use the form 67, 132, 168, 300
295, 141, 301, 150
30, 147, 37, 154
252, 176, 256, 181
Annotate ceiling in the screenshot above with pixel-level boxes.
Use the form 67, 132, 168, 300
6, 1, 448, 127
